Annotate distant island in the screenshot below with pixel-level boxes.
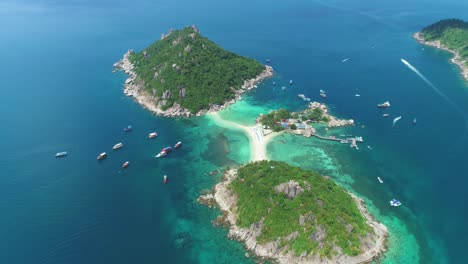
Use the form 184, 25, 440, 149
114, 26, 273, 117
199, 161, 388, 263
413, 19, 468, 81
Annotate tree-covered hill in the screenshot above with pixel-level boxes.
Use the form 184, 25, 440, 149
421, 19, 468, 66
230, 161, 372, 258
129, 26, 265, 113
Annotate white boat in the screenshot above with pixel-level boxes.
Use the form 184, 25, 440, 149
155, 151, 167, 158
341, 58, 351, 62
55, 151, 68, 158
303, 97, 311, 102
355, 94, 360, 97
413, 118, 417, 125
297, 94, 305, 99
367, 145, 372, 150
174, 141, 182, 148
148, 132, 158, 139
281, 86, 286, 91
382, 113, 390, 117
377, 177, 383, 183
378, 101, 391, 108
390, 199, 401, 207
97, 152, 107, 160
340, 140, 349, 144
289, 80, 293, 85
320, 93, 327, 98
122, 161, 130, 168
113, 143, 123, 150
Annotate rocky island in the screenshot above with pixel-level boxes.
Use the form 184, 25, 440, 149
114, 26, 273, 117
199, 161, 388, 263
413, 19, 468, 81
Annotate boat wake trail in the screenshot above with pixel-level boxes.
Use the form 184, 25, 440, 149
401, 58, 468, 137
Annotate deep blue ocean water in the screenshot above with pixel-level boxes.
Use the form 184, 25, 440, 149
1, 0, 468, 263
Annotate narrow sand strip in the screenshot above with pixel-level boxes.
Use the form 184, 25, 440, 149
208, 112, 276, 161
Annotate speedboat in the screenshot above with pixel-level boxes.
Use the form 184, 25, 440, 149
122, 161, 130, 168
97, 152, 107, 160
113, 143, 123, 150
320, 93, 327, 98
155, 151, 167, 158
367, 145, 372, 150
55, 151, 68, 158
265, 58, 271, 63
174, 141, 182, 149
148, 132, 158, 139
319, 89, 325, 94
413, 118, 417, 125
390, 199, 401, 207
355, 94, 361, 97
377, 177, 383, 183
281, 86, 286, 91
163, 175, 168, 184
289, 80, 293, 85
123, 125, 132, 132
297, 94, 305, 99
382, 113, 390, 117
303, 97, 311, 102
162, 146, 172, 153
340, 140, 349, 144
377, 101, 391, 108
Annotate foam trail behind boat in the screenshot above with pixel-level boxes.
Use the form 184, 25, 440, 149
393, 116, 402, 127
400, 58, 468, 136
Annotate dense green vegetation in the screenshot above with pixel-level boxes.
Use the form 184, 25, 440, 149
230, 161, 370, 258
260, 109, 291, 132
302, 107, 330, 123
421, 19, 468, 66
129, 26, 265, 113
260, 108, 329, 132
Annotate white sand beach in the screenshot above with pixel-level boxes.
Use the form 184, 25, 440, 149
208, 112, 276, 161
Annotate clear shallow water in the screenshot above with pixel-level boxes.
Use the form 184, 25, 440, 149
1, 0, 468, 263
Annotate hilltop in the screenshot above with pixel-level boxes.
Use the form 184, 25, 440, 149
114, 26, 273, 117
199, 161, 388, 263
414, 19, 468, 81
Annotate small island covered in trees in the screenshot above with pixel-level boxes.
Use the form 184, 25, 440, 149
413, 19, 468, 81
114, 26, 273, 117
198, 161, 388, 263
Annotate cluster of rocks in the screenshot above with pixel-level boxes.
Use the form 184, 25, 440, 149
274, 180, 304, 199
308, 102, 354, 128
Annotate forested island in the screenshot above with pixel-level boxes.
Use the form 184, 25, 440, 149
114, 26, 273, 117
413, 19, 468, 81
199, 161, 387, 263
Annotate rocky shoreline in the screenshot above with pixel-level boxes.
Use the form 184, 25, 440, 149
200, 169, 388, 264
413, 32, 468, 82
113, 50, 273, 117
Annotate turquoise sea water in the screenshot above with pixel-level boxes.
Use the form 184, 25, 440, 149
1, 0, 468, 263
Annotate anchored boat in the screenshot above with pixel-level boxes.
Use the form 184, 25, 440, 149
148, 132, 158, 139
174, 141, 182, 149
123, 125, 132, 132
97, 152, 107, 160
122, 161, 129, 168
377, 177, 383, 183
55, 151, 68, 158
163, 175, 168, 184
390, 199, 401, 207
113, 143, 123, 150
377, 101, 391, 108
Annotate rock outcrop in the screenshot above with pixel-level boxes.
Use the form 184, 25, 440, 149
274, 180, 304, 199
